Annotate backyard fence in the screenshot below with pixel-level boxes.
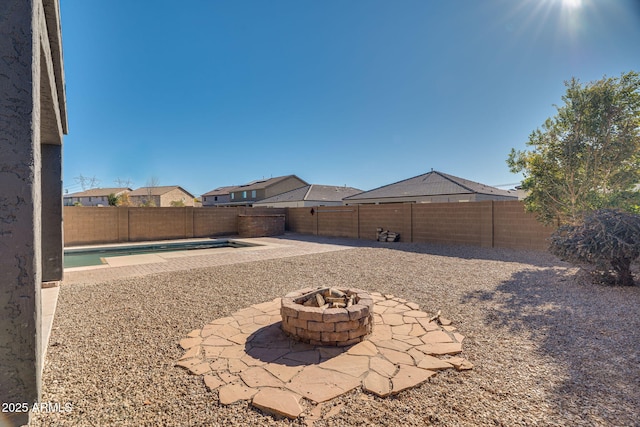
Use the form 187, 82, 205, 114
64, 201, 555, 251
285, 200, 555, 251
63, 206, 285, 246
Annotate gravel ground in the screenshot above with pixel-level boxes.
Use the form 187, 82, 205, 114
31, 240, 640, 426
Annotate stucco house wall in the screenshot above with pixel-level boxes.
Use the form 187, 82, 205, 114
263, 176, 308, 198
129, 186, 195, 207
64, 188, 131, 206
0, 1, 67, 425
202, 193, 231, 206
228, 175, 308, 205
201, 186, 235, 206
68, 195, 109, 206
160, 187, 195, 206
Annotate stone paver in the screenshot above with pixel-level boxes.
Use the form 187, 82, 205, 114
252, 388, 304, 419
203, 374, 224, 391
177, 292, 470, 420
285, 365, 361, 402
363, 371, 392, 397
218, 382, 258, 404
391, 365, 436, 394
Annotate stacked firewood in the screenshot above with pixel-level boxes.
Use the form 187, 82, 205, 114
376, 228, 400, 242
294, 287, 356, 309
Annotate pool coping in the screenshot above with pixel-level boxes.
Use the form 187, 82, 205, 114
63, 237, 278, 272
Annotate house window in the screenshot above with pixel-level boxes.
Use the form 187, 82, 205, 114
242, 191, 247, 199
214, 196, 218, 201
231, 193, 235, 200
251, 190, 256, 198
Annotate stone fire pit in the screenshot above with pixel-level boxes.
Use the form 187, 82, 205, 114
280, 287, 374, 346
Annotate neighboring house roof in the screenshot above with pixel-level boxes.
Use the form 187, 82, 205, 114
129, 186, 195, 198
202, 175, 308, 197
510, 188, 529, 200
343, 170, 516, 200
233, 175, 308, 191
201, 186, 238, 197
257, 185, 363, 204
65, 187, 131, 198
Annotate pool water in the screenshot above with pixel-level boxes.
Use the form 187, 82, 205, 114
64, 240, 258, 268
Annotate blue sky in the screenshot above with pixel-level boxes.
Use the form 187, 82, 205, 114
60, 0, 640, 197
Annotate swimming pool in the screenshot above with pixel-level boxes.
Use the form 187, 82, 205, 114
64, 239, 259, 268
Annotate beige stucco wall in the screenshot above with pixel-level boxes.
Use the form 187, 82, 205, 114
160, 187, 195, 206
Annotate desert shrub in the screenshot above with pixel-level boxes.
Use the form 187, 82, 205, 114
119, 192, 131, 206
549, 209, 640, 285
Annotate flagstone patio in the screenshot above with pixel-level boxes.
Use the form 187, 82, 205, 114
177, 291, 472, 420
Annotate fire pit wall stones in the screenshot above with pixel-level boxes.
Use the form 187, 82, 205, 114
281, 288, 374, 347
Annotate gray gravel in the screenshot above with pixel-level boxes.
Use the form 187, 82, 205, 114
31, 241, 640, 426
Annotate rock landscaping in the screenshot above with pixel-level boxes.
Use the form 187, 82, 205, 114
31, 235, 640, 426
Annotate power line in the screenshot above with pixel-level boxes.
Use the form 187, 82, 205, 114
491, 182, 521, 188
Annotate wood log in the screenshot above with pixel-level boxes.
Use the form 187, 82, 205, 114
329, 288, 345, 298
294, 287, 330, 305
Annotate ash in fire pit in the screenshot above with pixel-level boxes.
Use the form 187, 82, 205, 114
281, 287, 374, 346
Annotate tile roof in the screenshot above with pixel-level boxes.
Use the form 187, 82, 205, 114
129, 186, 195, 198
64, 187, 131, 198
343, 171, 515, 200
256, 185, 363, 204
202, 175, 309, 196
201, 186, 239, 197
233, 175, 308, 191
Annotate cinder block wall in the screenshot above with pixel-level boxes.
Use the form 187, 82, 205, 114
64, 207, 120, 245
63, 203, 553, 251
285, 207, 317, 234
359, 204, 412, 242
286, 201, 555, 251
63, 206, 287, 246
238, 214, 285, 237
317, 206, 359, 238
412, 203, 485, 246
128, 208, 189, 241
193, 208, 239, 237
493, 201, 555, 250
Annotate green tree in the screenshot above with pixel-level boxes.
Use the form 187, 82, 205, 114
107, 193, 120, 206
507, 71, 640, 225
